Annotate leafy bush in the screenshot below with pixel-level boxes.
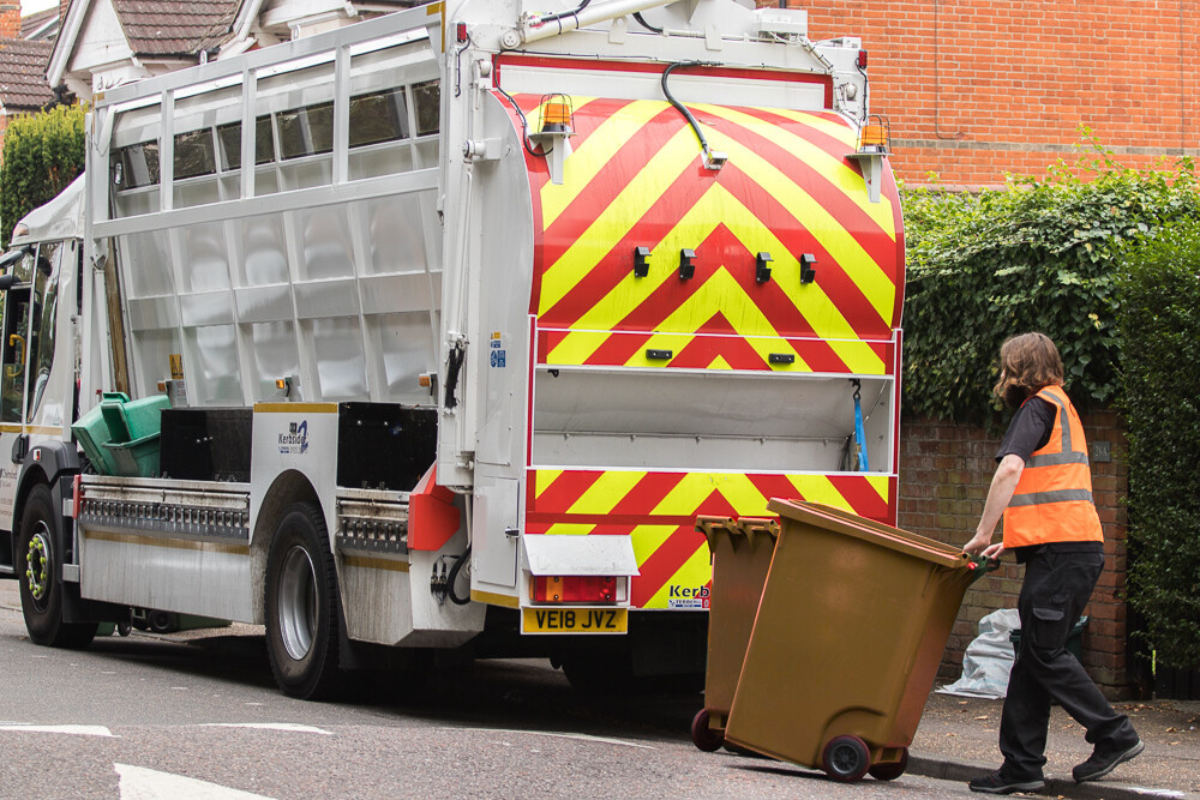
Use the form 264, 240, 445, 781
1117, 220, 1200, 668
1, 103, 86, 249
903, 145, 1200, 423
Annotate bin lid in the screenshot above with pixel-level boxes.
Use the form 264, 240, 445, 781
768, 498, 969, 570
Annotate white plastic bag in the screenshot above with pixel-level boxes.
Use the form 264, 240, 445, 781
936, 608, 1021, 699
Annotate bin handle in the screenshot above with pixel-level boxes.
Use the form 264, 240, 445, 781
965, 555, 1000, 583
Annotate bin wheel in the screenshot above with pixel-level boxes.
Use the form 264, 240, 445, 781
868, 748, 908, 781
822, 735, 871, 783
691, 709, 724, 752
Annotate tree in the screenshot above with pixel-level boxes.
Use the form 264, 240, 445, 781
1, 103, 87, 249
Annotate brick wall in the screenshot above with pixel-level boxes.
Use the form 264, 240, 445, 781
897, 411, 1132, 695
757, 0, 1196, 187
0, 3, 19, 39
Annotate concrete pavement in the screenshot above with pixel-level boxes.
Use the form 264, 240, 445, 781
908, 690, 1199, 798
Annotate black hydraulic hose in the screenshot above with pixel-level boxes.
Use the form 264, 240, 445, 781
633, 12, 663, 33
443, 341, 465, 409
447, 545, 472, 605
496, 86, 546, 158
662, 61, 719, 161
531, 0, 592, 30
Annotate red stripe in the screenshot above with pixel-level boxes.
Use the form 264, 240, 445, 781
667, 331, 767, 370
827, 475, 891, 521
537, 103, 694, 254
608, 472, 688, 516
539, 159, 713, 326
631, 526, 707, 607
528, 470, 603, 514
582, 331, 649, 367
705, 165, 894, 337
527, 512, 699, 526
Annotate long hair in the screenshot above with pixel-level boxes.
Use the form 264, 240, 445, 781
993, 332, 1064, 408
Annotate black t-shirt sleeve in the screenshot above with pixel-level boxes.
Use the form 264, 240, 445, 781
996, 396, 1055, 463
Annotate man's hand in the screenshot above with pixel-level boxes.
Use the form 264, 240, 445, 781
963, 530, 992, 556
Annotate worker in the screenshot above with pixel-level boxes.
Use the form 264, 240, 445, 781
962, 332, 1141, 795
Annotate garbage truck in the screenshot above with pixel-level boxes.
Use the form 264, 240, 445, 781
0, 0, 904, 698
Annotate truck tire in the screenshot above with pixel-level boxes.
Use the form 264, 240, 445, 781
16, 484, 97, 649
264, 503, 341, 700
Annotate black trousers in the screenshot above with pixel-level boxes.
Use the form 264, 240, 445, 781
1000, 548, 1137, 779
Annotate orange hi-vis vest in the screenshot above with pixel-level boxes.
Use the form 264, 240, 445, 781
1002, 385, 1104, 549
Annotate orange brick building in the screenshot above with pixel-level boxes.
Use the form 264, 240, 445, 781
767, 0, 1195, 187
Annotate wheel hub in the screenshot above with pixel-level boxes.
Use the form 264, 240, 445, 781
25, 530, 51, 604
278, 545, 317, 661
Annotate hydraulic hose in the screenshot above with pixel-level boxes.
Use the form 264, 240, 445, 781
447, 545, 472, 605
661, 61, 720, 162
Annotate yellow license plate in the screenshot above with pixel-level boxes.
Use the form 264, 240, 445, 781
521, 607, 628, 634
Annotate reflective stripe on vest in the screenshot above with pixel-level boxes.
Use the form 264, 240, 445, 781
1002, 385, 1104, 548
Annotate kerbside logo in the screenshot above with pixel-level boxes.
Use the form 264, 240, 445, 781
278, 420, 309, 455
667, 583, 711, 610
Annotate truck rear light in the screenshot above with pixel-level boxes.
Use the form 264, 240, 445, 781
531, 576, 617, 603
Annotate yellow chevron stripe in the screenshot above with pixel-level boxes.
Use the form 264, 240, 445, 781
548, 183, 886, 369
534, 469, 564, 499
546, 329, 611, 365
544, 523, 598, 535
708, 355, 733, 370
630, 524, 678, 565
701, 136, 896, 328
643, 540, 712, 610
828, 338, 888, 375
567, 470, 647, 516
866, 474, 890, 503
538, 124, 702, 314
540, 99, 665, 231
785, 474, 851, 510
699, 104, 896, 239
651, 472, 771, 517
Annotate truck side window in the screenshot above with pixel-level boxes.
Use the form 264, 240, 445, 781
0, 252, 34, 423
27, 242, 61, 420
118, 141, 161, 189
412, 80, 440, 136
218, 116, 275, 170
174, 130, 217, 180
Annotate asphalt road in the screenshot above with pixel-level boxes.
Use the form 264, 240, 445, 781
0, 582, 976, 799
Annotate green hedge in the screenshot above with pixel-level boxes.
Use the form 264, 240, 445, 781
903, 150, 1200, 423
1, 103, 86, 250
903, 146, 1200, 668
1116, 220, 1200, 669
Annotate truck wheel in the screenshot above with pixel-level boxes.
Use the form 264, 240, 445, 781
822, 734, 871, 783
16, 484, 97, 649
265, 503, 341, 700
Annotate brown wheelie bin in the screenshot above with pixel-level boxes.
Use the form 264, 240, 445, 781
691, 516, 779, 752
723, 499, 993, 783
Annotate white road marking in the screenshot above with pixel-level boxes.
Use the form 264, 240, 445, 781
0, 724, 115, 737
447, 727, 654, 749
115, 764, 275, 799
1129, 790, 1185, 798
202, 723, 332, 735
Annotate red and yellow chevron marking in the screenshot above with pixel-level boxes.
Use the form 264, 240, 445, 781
537, 329, 894, 373
527, 468, 894, 610
507, 92, 904, 377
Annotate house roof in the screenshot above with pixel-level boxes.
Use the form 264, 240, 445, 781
0, 38, 55, 111
112, 0, 241, 57
21, 8, 61, 41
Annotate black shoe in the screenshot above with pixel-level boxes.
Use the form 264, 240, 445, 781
968, 770, 1045, 794
1073, 739, 1145, 783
